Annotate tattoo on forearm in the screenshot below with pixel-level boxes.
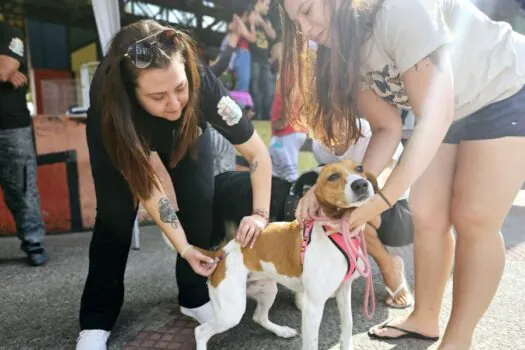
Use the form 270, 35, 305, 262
249, 161, 259, 173
158, 197, 180, 230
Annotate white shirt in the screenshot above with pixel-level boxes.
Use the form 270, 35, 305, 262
311, 119, 408, 199
360, 0, 525, 121
312, 119, 403, 165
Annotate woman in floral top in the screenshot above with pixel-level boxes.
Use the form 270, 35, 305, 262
279, 0, 525, 348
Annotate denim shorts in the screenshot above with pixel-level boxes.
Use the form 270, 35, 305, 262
444, 85, 525, 144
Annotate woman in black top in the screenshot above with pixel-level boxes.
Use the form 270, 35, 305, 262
76, 20, 272, 350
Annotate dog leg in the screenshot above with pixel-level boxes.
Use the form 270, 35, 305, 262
248, 278, 298, 338
336, 281, 354, 350
196, 271, 248, 350
294, 291, 305, 311
195, 295, 246, 350
301, 295, 326, 350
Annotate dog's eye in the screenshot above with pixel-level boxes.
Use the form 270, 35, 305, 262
355, 165, 364, 173
327, 172, 341, 182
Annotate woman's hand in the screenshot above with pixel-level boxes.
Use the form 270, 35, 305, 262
344, 195, 390, 231
295, 185, 319, 223
236, 214, 268, 249
8, 71, 27, 88
182, 246, 219, 277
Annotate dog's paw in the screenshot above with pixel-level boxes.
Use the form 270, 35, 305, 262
275, 326, 298, 338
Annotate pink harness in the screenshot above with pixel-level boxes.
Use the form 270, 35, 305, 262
301, 217, 376, 319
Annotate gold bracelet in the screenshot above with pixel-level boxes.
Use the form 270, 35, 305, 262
180, 244, 193, 259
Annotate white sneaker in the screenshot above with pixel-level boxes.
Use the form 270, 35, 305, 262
76, 330, 110, 350
180, 301, 213, 324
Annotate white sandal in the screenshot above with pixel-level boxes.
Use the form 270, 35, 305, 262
384, 258, 413, 309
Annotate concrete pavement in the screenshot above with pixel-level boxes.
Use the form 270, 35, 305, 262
0, 188, 524, 349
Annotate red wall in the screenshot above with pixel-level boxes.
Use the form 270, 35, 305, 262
0, 116, 178, 236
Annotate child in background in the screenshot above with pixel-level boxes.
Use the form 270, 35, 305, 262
230, 2, 257, 92
268, 41, 308, 182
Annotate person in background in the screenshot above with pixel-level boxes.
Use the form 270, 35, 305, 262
250, 0, 277, 120
0, 21, 48, 266
204, 16, 242, 78
268, 41, 308, 182
231, 2, 257, 92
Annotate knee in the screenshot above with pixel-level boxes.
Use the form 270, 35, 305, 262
96, 206, 136, 239
450, 196, 499, 237
408, 196, 451, 235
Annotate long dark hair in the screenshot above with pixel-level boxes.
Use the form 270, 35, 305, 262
98, 19, 201, 200
279, 0, 383, 149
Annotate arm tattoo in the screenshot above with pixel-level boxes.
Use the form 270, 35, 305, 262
158, 197, 180, 230
249, 160, 259, 173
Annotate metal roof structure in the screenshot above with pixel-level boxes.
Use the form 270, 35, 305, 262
0, 0, 283, 46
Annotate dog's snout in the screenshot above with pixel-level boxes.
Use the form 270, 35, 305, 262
351, 179, 369, 194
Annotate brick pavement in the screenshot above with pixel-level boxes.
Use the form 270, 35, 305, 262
123, 312, 197, 350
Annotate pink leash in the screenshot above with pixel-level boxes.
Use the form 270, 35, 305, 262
302, 216, 376, 320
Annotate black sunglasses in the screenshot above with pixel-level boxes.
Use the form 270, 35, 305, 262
124, 29, 177, 69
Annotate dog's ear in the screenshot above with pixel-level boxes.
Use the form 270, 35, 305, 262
365, 172, 380, 193
291, 170, 320, 196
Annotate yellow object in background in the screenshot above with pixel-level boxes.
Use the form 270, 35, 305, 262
71, 42, 97, 78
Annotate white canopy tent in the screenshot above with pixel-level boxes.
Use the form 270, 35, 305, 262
91, 0, 121, 55
90, 0, 142, 248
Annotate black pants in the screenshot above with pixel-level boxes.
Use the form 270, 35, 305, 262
80, 124, 215, 331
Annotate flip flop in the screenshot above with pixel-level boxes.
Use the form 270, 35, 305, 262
368, 319, 439, 341
383, 256, 413, 309
385, 279, 413, 309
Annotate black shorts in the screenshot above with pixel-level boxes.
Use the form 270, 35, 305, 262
377, 199, 413, 247
444, 85, 525, 144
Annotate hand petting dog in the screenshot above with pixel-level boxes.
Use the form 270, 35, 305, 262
236, 213, 268, 249
344, 194, 390, 231
294, 185, 320, 223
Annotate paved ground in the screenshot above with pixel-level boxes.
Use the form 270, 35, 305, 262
0, 187, 524, 350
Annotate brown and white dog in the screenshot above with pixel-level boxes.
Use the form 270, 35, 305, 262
195, 160, 379, 350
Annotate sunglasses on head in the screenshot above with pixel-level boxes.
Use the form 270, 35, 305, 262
124, 29, 177, 69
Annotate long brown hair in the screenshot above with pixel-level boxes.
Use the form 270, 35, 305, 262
279, 0, 383, 149
98, 19, 201, 200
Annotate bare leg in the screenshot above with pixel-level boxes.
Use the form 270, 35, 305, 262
365, 226, 413, 308
440, 137, 525, 349
370, 144, 458, 338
